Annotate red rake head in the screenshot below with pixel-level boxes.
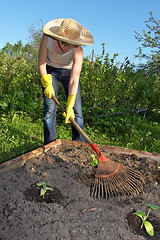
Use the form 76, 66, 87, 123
90, 152, 145, 199
96, 153, 120, 177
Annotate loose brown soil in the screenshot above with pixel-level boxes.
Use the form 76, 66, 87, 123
0, 140, 160, 240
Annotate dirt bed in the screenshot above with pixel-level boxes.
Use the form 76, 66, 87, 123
0, 140, 160, 240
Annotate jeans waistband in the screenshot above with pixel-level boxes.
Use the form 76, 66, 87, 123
46, 64, 71, 74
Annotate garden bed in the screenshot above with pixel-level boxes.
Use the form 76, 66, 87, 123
0, 140, 160, 240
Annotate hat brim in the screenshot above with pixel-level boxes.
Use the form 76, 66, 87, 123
43, 18, 94, 46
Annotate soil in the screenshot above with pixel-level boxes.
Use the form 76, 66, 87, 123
0, 140, 160, 240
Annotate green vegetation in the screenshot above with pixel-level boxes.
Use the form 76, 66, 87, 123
133, 203, 159, 236
0, 12, 160, 164
90, 154, 98, 167
36, 182, 53, 199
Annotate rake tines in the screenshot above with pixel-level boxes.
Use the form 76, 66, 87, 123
90, 163, 145, 199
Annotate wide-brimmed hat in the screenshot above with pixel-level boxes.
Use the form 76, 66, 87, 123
43, 18, 94, 46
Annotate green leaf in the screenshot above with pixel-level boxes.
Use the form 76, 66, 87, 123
143, 221, 154, 236
36, 182, 46, 187
46, 187, 53, 191
150, 205, 159, 210
0, 102, 8, 108
12, 113, 17, 123
133, 210, 146, 219
40, 188, 46, 198
146, 203, 159, 210
110, 127, 115, 133
90, 154, 98, 167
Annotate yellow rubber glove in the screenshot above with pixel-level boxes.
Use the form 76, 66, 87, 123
41, 74, 55, 99
64, 94, 76, 123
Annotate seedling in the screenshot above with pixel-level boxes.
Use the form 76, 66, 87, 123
90, 154, 98, 167
133, 203, 159, 236
36, 182, 53, 199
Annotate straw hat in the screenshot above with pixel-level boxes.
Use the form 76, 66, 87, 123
43, 18, 94, 46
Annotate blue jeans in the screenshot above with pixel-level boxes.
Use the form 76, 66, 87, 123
43, 65, 85, 144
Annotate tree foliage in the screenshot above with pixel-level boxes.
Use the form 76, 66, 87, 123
81, 46, 159, 119
134, 11, 160, 79
135, 11, 160, 59
0, 25, 43, 119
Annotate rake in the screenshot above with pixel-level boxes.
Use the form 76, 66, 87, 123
52, 95, 145, 199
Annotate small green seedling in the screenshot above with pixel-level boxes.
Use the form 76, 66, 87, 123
36, 182, 53, 199
133, 203, 159, 236
90, 154, 98, 167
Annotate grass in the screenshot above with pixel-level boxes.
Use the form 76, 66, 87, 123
0, 113, 160, 164
0, 112, 73, 164
0, 114, 43, 164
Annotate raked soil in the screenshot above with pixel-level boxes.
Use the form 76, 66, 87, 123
0, 140, 160, 240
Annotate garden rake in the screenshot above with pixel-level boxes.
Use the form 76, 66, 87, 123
52, 95, 145, 199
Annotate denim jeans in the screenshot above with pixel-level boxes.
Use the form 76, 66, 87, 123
43, 65, 85, 144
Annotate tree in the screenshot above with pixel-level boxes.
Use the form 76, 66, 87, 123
135, 11, 160, 60
134, 11, 160, 112
26, 21, 43, 62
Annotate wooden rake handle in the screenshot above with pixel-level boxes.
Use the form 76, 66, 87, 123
52, 95, 101, 156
